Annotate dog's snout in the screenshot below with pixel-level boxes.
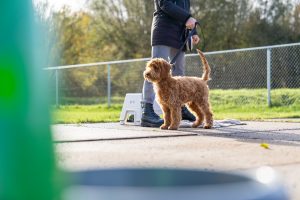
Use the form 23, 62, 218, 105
144, 72, 150, 77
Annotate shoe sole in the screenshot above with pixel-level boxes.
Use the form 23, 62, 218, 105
141, 121, 163, 128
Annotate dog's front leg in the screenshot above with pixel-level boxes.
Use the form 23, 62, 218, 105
160, 104, 171, 130
168, 106, 181, 130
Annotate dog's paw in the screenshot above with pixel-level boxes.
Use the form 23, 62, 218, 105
160, 124, 169, 130
203, 123, 213, 129
192, 122, 201, 128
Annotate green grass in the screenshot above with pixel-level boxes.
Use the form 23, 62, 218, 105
211, 89, 300, 120
51, 104, 122, 124
51, 89, 300, 124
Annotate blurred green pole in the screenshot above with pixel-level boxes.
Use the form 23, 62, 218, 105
0, 1, 59, 200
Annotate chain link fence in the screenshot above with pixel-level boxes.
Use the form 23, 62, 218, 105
46, 43, 300, 107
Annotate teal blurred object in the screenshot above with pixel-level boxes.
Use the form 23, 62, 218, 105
0, 1, 60, 200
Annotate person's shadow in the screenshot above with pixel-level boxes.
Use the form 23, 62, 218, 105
180, 122, 300, 147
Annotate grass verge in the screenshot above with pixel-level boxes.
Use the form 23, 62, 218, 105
51, 89, 300, 124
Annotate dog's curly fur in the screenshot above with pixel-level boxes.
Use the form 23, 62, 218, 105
144, 49, 213, 130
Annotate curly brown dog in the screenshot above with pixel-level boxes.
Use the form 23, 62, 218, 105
144, 49, 213, 130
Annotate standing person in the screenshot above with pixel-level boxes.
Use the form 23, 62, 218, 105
141, 0, 200, 127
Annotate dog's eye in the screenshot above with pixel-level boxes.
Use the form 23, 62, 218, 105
153, 65, 158, 70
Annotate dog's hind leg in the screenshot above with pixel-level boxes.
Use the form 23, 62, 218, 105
168, 106, 181, 130
199, 101, 213, 129
160, 104, 171, 130
187, 102, 204, 128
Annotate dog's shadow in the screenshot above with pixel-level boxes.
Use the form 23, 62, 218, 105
178, 121, 300, 147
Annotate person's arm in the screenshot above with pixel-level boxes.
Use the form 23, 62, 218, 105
157, 0, 191, 23
157, 0, 198, 29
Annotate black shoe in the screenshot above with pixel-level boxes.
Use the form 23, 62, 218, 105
182, 106, 196, 121
141, 102, 164, 127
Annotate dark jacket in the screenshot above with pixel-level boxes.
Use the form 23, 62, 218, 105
151, 0, 192, 49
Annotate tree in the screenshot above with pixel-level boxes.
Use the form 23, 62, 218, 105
292, 3, 300, 41
240, 0, 293, 47
89, 0, 154, 59
191, 0, 252, 51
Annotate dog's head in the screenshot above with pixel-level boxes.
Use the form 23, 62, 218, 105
144, 58, 171, 83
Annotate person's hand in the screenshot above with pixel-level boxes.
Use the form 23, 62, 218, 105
192, 35, 200, 45
185, 17, 197, 29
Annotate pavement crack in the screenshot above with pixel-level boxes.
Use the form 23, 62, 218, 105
54, 133, 197, 143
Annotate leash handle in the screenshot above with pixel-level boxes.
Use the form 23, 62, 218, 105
170, 22, 200, 65
187, 21, 206, 52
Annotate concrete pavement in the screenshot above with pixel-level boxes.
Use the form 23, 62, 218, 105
52, 121, 300, 199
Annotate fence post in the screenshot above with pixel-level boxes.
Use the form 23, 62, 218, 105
267, 48, 272, 107
107, 64, 111, 107
55, 69, 59, 107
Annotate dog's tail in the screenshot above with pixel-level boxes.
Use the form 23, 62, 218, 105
196, 49, 211, 81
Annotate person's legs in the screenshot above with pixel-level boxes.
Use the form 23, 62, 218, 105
170, 48, 185, 76
141, 45, 171, 127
